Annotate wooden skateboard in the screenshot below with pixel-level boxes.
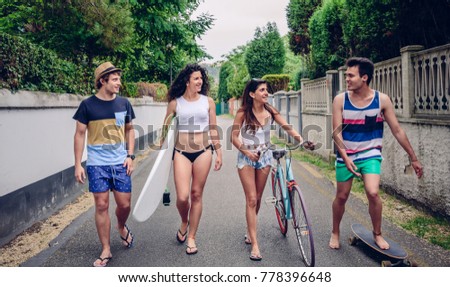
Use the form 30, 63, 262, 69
349, 223, 418, 267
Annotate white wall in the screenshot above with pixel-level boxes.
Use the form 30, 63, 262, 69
381, 120, 450, 216
0, 89, 167, 197
0, 108, 78, 195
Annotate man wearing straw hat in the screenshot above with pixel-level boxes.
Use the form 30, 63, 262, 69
73, 62, 136, 267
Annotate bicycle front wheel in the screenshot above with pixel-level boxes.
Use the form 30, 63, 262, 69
290, 185, 315, 267
271, 169, 287, 235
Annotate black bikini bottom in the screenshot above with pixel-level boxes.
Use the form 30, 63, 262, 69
173, 144, 214, 163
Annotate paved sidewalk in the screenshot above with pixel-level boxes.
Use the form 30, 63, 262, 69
23, 116, 450, 267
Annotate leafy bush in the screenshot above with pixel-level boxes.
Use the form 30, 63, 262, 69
136, 82, 168, 102
121, 82, 138, 98
0, 33, 90, 94
262, 74, 290, 93
152, 83, 168, 102
1, 33, 138, 97
137, 82, 153, 97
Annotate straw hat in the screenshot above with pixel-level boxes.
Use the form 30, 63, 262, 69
94, 62, 122, 85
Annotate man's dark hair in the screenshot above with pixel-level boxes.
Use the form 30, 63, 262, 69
96, 71, 122, 90
346, 57, 374, 85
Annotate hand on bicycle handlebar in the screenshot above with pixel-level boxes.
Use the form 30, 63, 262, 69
301, 140, 315, 151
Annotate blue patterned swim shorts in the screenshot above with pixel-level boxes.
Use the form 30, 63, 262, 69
87, 164, 132, 193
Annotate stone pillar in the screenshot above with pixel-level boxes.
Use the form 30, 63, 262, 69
300, 78, 309, 114
326, 70, 338, 152
338, 66, 346, 93
326, 70, 338, 114
400, 45, 424, 118
282, 92, 290, 141
297, 91, 302, 136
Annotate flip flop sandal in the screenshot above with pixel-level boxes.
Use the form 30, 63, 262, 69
177, 228, 188, 243
249, 253, 262, 261
93, 256, 112, 267
177, 223, 189, 243
186, 244, 198, 255
244, 235, 251, 245
120, 224, 134, 248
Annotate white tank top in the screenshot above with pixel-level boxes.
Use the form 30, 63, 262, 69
241, 112, 272, 146
176, 95, 210, 133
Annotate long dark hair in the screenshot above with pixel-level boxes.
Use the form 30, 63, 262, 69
167, 63, 210, 101
239, 78, 278, 134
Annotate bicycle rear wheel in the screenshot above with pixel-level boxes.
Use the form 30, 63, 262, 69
290, 185, 315, 267
271, 169, 287, 235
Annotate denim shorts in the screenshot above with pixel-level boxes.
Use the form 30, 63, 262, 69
87, 164, 132, 193
237, 150, 273, 170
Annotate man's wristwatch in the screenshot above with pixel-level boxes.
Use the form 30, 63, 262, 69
127, 154, 135, 160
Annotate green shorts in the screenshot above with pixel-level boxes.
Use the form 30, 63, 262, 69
335, 158, 382, 182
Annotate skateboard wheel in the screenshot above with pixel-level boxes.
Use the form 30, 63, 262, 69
348, 236, 358, 246
406, 259, 419, 267
381, 260, 392, 267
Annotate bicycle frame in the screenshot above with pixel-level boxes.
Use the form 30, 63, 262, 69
269, 145, 316, 267
273, 151, 295, 220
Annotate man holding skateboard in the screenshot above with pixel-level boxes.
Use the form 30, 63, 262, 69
73, 62, 136, 266
330, 57, 423, 250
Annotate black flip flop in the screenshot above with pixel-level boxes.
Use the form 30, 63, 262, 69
176, 222, 189, 243
93, 256, 112, 267
177, 228, 188, 243
249, 253, 262, 261
186, 244, 198, 255
120, 224, 134, 248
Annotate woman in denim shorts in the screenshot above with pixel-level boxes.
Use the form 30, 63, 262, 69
231, 79, 312, 261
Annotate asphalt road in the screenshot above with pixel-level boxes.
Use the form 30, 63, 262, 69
24, 116, 449, 267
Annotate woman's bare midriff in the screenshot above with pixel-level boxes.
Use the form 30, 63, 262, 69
176, 131, 210, 152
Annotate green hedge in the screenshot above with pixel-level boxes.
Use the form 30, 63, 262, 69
0, 33, 91, 94
262, 74, 290, 93
121, 82, 138, 98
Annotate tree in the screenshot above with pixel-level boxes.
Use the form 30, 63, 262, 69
0, 0, 214, 87
0, 0, 134, 63
396, 0, 450, 49
286, 0, 321, 55
309, 0, 346, 77
342, 0, 450, 62
218, 46, 249, 100
245, 22, 286, 79
218, 62, 232, 102
282, 36, 307, 90
128, 0, 214, 83
286, 0, 450, 78
341, 0, 399, 62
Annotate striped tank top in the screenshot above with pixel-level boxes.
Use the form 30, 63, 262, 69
336, 91, 384, 163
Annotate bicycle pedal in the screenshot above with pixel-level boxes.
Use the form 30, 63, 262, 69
265, 196, 277, 205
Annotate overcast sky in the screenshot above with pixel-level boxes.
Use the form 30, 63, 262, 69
192, 0, 290, 63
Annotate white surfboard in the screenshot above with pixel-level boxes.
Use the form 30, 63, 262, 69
133, 116, 178, 222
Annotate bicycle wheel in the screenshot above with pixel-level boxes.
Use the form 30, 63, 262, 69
271, 169, 287, 235
290, 185, 315, 267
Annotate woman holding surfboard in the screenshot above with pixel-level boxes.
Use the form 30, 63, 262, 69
231, 78, 314, 261
163, 63, 223, 255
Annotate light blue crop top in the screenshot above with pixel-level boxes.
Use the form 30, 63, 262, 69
176, 95, 210, 133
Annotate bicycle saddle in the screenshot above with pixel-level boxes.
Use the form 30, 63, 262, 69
272, 149, 287, 160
